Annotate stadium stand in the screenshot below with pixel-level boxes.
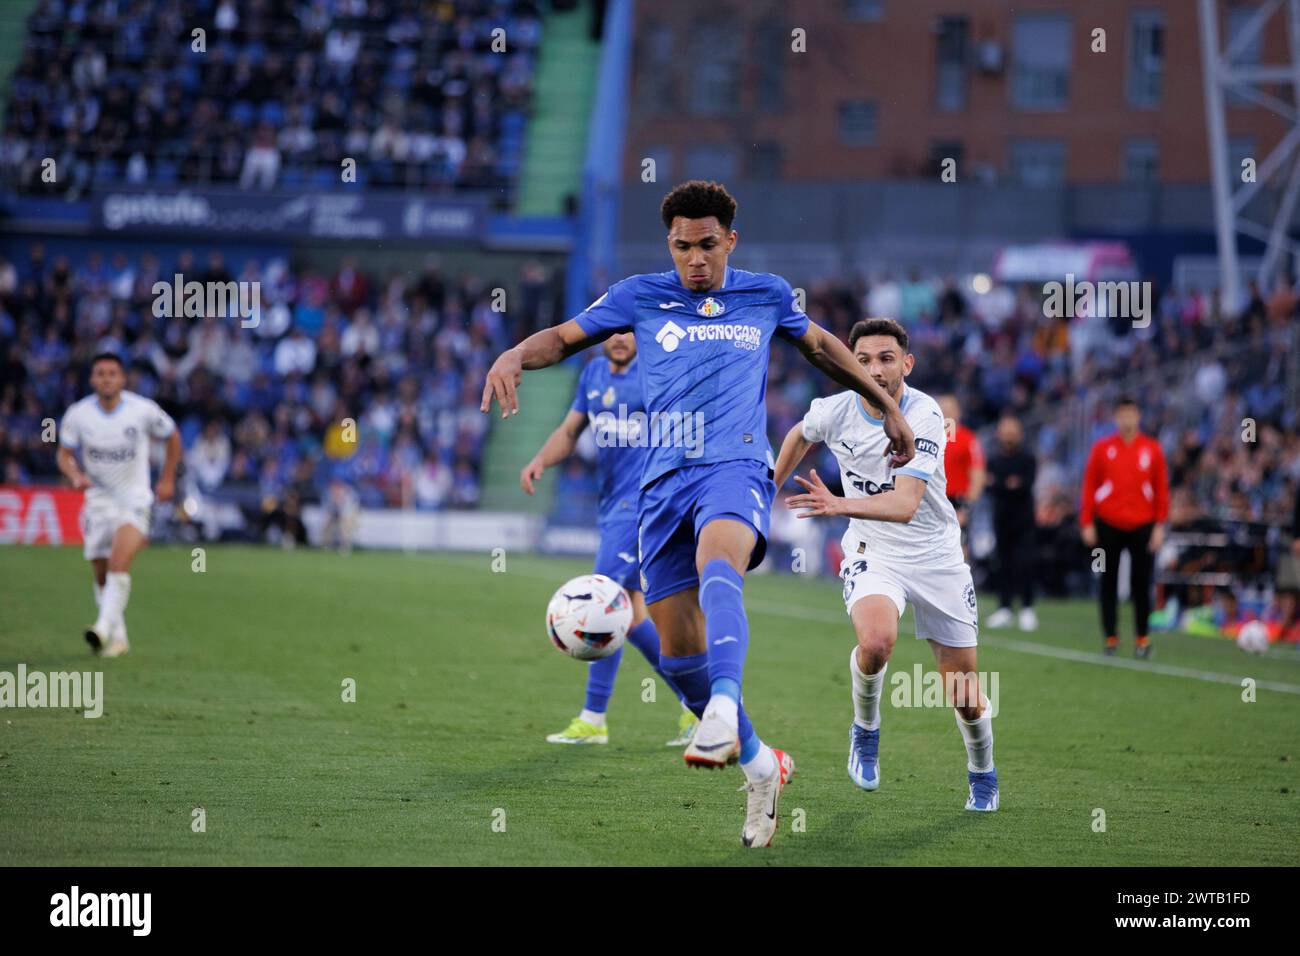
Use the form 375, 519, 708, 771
1, 0, 542, 200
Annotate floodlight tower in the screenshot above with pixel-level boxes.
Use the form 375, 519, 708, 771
1198, 0, 1300, 308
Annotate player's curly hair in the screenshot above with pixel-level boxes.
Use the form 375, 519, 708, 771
849, 318, 909, 351
660, 180, 738, 230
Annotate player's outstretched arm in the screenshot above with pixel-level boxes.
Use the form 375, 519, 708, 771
774, 422, 815, 489
521, 410, 586, 495
481, 319, 601, 419
56, 445, 90, 490
156, 430, 181, 503
793, 323, 915, 465
788, 470, 925, 523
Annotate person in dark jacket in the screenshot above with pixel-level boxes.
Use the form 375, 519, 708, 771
985, 413, 1038, 632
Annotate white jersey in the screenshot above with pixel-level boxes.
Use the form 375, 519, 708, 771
60, 391, 176, 508
800, 385, 963, 568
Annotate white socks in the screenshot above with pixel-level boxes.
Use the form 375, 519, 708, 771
94, 572, 131, 637
850, 648, 886, 731
579, 709, 606, 727
955, 710, 994, 772
742, 742, 776, 782
706, 693, 739, 732
93, 580, 103, 607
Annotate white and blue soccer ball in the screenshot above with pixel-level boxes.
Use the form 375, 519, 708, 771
545, 573, 632, 660
1235, 620, 1271, 655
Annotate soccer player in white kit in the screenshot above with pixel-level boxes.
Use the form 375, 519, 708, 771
774, 318, 999, 811
56, 353, 180, 657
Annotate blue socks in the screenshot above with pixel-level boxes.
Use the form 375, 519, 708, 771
700, 560, 748, 688
699, 560, 760, 763
585, 616, 685, 713
659, 652, 710, 717
584, 647, 621, 713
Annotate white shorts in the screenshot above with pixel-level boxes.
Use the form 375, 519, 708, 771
839, 553, 979, 648
81, 499, 151, 561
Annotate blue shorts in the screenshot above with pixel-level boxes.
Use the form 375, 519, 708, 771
636, 459, 775, 605
594, 518, 641, 593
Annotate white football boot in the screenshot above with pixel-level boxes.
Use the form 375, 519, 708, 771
741, 749, 795, 848
683, 699, 740, 768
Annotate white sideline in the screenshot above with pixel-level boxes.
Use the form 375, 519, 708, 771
744, 598, 1300, 696
443, 555, 1300, 697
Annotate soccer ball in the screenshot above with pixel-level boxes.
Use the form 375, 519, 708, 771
1235, 620, 1271, 655
545, 574, 632, 660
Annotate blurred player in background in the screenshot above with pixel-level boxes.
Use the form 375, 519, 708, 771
520, 332, 697, 748
985, 413, 1039, 632
484, 181, 915, 847
775, 318, 998, 812
56, 353, 179, 657
938, 394, 985, 555
1080, 396, 1170, 658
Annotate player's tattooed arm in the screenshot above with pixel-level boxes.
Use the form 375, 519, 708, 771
156, 430, 181, 503
56, 445, 91, 490
521, 410, 587, 495
788, 470, 925, 523
793, 324, 915, 465
482, 320, 602, 419
773, 422, 814, 489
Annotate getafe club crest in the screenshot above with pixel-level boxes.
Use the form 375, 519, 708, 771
696, 296, 725, 318
601, 386, 616, 408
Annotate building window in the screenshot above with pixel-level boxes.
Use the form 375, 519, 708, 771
686, 144, 739, 182
838, 100, 878, 146
636, 22, 676, 114
1127, 10, 1165, 107
755, 18, 785, 112
1123, 138, 1159, 183
1009, 140, 1066, 186
690, 23, 739, 115
935, 16, 969, 112
843, 0, 883, 20
747, 142, 783, 180
1011, 14, 1072, 109
1226, 6, 1261, 107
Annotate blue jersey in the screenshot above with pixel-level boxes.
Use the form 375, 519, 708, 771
573, 266, 810, 488
569, 355, 644, 524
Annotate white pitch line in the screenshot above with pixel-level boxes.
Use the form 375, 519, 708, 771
744, 598, 1300, 697
444, 556, 1300, 697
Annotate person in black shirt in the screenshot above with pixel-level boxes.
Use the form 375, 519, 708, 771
1278, 481, 1300, 639
985, 413, 1039, 631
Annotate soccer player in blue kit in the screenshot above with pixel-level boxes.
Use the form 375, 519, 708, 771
520, 331, 698, 748
482, 181, 915, 847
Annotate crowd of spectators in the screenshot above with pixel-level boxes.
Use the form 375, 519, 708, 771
1, 0, 540, 199
0, 243, 565, 520
3, 241, 1297, 578
762, 272, 1300, 527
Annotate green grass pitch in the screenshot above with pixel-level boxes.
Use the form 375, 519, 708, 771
1, 544, 1297, 866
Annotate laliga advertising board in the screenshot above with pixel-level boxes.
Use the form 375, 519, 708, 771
0, 486, 85, 546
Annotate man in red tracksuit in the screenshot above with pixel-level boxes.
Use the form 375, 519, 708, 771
1080, 396, 1170, 659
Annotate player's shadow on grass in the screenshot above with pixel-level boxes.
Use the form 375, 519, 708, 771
719, 805, 991, 866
